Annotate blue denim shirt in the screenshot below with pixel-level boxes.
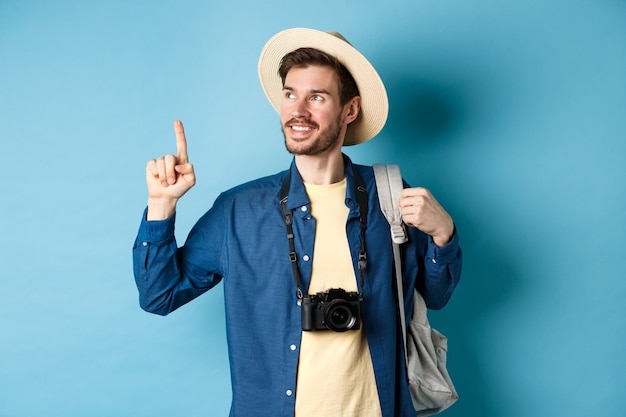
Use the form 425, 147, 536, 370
133, 156, 462, 417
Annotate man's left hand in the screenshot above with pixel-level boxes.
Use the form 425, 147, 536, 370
399, 187, 454, 248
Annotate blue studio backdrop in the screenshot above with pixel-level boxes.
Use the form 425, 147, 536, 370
1, 1, 625, 416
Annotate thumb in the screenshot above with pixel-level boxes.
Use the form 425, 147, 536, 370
174, 163, 194, 174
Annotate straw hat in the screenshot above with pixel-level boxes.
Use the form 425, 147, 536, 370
258, 28, 388, 146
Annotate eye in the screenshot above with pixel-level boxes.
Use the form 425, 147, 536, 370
284, 91, 296, 99
311, 95, 324, 102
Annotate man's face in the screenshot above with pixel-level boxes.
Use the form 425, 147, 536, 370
280, 65, 347, 156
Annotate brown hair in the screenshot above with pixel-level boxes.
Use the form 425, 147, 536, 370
278, 47, 360, 105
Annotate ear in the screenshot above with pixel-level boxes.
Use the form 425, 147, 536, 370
342, 96, 361, 125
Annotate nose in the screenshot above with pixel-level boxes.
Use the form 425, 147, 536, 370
290, 97, 310, 118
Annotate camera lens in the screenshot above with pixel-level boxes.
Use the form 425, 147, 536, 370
324, 301, 357, 332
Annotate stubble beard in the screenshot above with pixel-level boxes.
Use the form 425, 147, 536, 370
282, 115, 343, 156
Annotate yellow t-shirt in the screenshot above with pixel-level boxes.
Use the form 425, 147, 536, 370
295, 179, 382, 417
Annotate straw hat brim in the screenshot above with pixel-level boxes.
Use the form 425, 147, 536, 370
258, 28, 388, 146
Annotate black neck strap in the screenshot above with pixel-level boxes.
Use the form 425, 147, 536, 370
279, 158, 368, 301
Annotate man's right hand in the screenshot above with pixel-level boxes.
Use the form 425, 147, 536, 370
145, 120, 196, 220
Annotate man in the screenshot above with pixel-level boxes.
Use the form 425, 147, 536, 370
133, 28, 462, 417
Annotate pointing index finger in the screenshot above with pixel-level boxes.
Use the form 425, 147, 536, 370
174, 120, 189, 164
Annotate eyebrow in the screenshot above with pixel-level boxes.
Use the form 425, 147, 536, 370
283, 85, 332, 96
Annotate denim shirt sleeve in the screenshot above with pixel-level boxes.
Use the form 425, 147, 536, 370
132, 207, 224, 315
420, 228, 462, 310
391, 173, 462, 312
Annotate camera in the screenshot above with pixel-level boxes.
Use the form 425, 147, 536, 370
301, 288, 362, 332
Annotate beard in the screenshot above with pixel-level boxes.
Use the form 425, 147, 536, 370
282, 114, 343, 156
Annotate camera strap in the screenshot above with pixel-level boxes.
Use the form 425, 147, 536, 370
279, 157, 368, 301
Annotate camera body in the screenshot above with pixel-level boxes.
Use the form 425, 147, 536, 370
301, 288, 362, 332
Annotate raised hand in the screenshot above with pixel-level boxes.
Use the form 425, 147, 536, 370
399, 187, 454, 248
146, 120, 196, 220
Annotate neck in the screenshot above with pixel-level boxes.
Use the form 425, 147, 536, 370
295, 152, 345, 185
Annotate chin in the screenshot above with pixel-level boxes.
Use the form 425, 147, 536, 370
284, 137, 308, 154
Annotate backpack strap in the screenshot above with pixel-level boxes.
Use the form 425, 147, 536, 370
373, 164, 408, 244
373, 164, 409, 368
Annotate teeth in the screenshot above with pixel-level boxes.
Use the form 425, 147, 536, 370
292, 125, 312, 131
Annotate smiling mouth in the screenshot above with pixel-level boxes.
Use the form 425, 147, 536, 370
291, 125, 314, 132
286, 118, 319, 133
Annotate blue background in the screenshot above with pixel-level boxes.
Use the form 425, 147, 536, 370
1, 1, 625, 416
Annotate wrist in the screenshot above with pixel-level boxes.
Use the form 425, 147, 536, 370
432, 218, 454, 248
432, 234, 451, 248
147, 197, 178, 220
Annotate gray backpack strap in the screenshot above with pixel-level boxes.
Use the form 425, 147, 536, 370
373, 164, 408, 244
373, 163, 409, 367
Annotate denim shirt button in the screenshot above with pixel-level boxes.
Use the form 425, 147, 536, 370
300, 206, 308, 212
290, 344, 297, 351
302, 255, 310, 262
286, 390, 293, 397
